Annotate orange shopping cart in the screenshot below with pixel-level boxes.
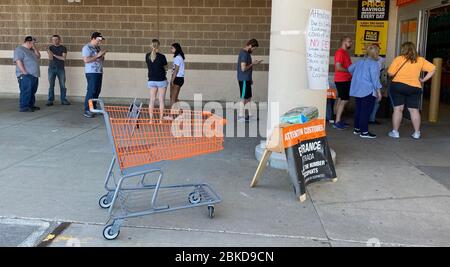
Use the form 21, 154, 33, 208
89, 99, 226, 240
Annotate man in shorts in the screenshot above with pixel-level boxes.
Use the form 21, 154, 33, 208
333, 36, 353, 130
237, 39, 262, 122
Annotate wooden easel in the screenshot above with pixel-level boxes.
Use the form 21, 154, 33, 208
250, 125, 307, 202
251, 123, 337, 203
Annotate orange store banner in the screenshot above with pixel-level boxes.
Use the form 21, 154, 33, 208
397, 0, 417, 7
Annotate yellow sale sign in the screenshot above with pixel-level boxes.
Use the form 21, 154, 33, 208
355, 0, 389, 56
355, 20, 389, 56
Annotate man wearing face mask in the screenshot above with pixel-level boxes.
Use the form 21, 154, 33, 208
13, 36, 41, 113
82, 32, 107, 118
237, 39, 262, 123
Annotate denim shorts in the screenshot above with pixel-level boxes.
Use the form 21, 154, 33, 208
148, 80, 168, 89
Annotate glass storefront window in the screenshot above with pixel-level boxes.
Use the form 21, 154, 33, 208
400, 19, 418, 44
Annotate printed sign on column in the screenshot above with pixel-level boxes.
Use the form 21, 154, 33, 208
283, 119, 337, 199
355, 0, 390, 56
306, 9, 332, 90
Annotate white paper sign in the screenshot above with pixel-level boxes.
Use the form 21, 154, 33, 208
306, 9, 332, 90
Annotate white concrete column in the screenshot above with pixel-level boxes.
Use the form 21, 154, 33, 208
266, 0, 333, 137
256, 0, 334, 169
386, 0, 399, 63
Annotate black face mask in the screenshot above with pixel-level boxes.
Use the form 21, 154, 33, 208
247, 48, 253, 54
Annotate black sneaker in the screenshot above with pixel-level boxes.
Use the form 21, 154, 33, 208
31, 106, 41, 111
83, 111, 95, 118
61, 100, 71, 106
46, 102, 54, 107
360, 132, 377, 139
353, 129, 361, 135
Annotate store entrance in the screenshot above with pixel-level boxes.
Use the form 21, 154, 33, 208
424, 4, 450, 107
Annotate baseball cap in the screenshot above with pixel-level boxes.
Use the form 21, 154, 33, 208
24, 36, 38, 43
91, 32, 105, 40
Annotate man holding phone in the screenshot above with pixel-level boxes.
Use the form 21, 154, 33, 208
13, 36, 41, 113
237, 39, 262, 123
82, 32, 107, 118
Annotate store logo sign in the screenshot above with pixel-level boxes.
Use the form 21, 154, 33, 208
397, 0, 416, 6
364, 30, 380, 42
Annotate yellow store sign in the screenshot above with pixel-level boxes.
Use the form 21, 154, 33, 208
355, 0, 390, 56
355, 20, 389, 56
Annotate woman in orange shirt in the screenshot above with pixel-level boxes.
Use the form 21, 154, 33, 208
387, 42, 436, 140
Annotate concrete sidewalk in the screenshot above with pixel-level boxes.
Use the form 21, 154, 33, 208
0, 98, 449, 247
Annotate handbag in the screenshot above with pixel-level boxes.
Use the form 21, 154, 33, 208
387, 59, 409, 88
386, 59, 409, 113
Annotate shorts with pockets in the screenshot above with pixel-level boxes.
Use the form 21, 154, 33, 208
389, 82, 422, 109
335, 81, 351, 101
148, 80, 168, 89
239, 81, 253, 100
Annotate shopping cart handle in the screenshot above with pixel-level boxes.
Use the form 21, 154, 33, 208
89, 99, 104, 114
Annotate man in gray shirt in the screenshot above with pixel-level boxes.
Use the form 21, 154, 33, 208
47, 35, 70, 106
13, 36, 41, 112
237, 39, 262, 122
82, 32, 107, 118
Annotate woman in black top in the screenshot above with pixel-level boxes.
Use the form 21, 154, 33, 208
146, 39, 168, 121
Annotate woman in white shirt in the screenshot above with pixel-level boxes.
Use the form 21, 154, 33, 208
170, 43, 185, 106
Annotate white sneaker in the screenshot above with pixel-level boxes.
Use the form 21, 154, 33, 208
411, 131, 421, 140
388, 130, 400, 139
238, 116, 250, 123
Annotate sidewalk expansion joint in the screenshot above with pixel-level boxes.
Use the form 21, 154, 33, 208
38, 222, 72, 247
315, 194, 450, 207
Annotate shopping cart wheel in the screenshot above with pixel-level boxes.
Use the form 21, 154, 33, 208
99, 195, 112, 209
103, 225, 120, 240
189, 192, 203, 205
208, 205, 215, 219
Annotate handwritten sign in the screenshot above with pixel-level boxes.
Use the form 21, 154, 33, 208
306, 9, 332, 90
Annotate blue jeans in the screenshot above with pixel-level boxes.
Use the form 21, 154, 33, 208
18, 74, 39, 111
354, 94, 376, 133
326, 99, 336, 121
84, 73, 103, 112
48, 68, 67, 102
370, 100, 380, 122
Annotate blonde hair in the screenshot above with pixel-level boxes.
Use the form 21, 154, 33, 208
366, 45, 380, 60
401, 42, 419, 63
150, 39, 160, 62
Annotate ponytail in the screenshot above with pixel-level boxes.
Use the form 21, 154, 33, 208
150, 39, 160, 62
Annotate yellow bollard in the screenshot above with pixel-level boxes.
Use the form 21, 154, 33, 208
429, 58, 443, 123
